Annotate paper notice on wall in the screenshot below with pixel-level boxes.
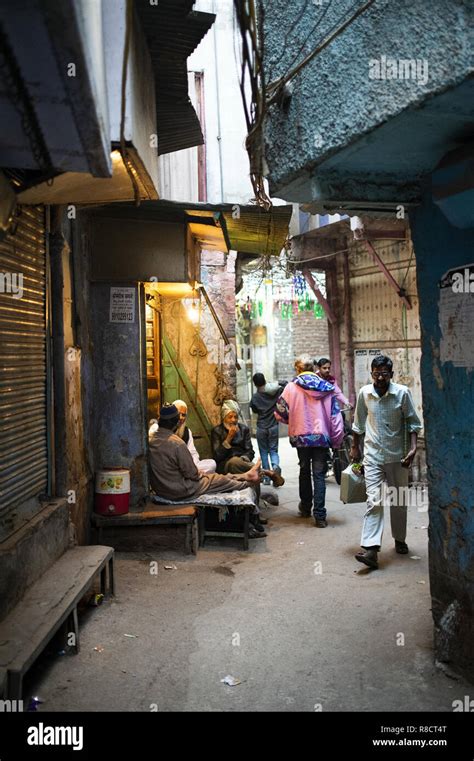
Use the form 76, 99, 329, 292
439, 264, 474, 369
110, 287, 135, 323
354, 349, 381, 389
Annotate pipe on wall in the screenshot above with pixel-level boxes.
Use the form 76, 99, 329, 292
342, 252, 356, 406
49, 207, 67, 497
326, 266, 342, 386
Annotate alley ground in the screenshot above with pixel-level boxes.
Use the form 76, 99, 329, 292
27, 439, 469, 712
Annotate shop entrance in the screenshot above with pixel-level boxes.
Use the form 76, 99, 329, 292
144, 283, 215, 459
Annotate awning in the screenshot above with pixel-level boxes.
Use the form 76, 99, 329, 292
87, 200, 293, 258
135, 0, 215, 155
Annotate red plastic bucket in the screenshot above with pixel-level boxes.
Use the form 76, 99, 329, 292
95, 468, 130, 516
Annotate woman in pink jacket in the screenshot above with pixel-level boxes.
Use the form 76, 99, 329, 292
275, 356, 344, 527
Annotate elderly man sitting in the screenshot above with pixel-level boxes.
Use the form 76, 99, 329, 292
172, 399, 217, 474
149, 404, 267, 538
211, 400, 284, 487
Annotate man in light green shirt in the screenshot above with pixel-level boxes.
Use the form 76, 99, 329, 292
350, 355, 422, 570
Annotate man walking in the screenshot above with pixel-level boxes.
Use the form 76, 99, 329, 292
351, 355, 422, 569
315, 357, 352, 409
250, 372, 283, 483
275, 355, 344, 527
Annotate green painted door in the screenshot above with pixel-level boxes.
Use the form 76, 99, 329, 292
161, 334, 213, 459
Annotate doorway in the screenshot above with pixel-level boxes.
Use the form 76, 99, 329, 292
143, 283, 215, 459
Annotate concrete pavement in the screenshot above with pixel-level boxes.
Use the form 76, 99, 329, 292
27, 438, 469, 712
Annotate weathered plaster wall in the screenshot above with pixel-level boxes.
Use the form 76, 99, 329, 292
89, 282, 147, 506
64, 349, 92, 544
200, 250, 238, 399
0, 500, 70, 621
262, 0, 473, 201
410, 196, 474, 681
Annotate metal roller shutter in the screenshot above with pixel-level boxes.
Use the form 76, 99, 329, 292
0, 205, 49, 515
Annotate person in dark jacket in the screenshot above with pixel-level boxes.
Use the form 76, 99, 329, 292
250, 373, 283, 481
211, 400, 284, 486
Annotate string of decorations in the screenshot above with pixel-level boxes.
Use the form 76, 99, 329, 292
237, 271, 325, 320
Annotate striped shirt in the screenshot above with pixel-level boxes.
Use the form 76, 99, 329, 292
352, 382, 422, 465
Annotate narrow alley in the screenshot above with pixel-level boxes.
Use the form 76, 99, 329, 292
0, 0, 473, 751
27, 440, 467, 713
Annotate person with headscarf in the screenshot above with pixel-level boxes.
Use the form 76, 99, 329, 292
172, 399, 217, 474
211, 400, 284, 487
149, 404, 267, 538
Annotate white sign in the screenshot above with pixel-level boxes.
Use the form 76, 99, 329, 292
354, 349, 381, 389
439, 264, 474, 369
110, 287, 135, 323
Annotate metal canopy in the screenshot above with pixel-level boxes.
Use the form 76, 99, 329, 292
135, 0, 215, 155
87, 200, 293, 257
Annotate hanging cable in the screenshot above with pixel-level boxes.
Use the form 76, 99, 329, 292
268, 0, 333, 89
234, 0, 271, 209
120, 0, 141, 206
266, 0, 377, 105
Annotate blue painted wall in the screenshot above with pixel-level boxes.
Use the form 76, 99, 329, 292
410, 196, 474, 680
262, 0, 473, 203
90, 283, 148, 505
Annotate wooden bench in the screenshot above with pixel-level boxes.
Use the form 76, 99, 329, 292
92, 506, 198, 555
150, 487, 258, 551
0, 545, 114, 700
198, 504, 251, 550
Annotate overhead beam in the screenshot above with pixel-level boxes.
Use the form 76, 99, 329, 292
363, 240, 412, 309
302, 268, 337, 324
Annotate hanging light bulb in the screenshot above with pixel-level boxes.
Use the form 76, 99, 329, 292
186, 298, 200, 324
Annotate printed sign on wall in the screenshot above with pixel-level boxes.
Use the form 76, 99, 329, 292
109, 287, 135, 323
354, 349, 382, 389
439, 264, 474, 369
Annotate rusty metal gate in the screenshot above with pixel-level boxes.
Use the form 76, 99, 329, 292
0, 206, 49, 520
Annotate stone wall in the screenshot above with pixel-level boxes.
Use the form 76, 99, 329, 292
200, 250, 238, 398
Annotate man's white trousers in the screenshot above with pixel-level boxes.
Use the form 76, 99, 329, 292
361, 461, 409, 548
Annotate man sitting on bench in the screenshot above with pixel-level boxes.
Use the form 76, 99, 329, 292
149, 404, 268, 538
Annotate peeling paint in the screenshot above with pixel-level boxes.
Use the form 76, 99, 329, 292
411, 195, 474, 681
430, 338, 444, 390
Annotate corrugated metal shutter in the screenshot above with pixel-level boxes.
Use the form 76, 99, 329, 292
0, 206, 48, 514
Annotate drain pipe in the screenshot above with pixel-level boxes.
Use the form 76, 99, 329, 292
212, 0, 225, 202
342, 252, 356, 407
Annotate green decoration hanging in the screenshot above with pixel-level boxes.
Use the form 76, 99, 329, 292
314, 303, 324, 319
258, 301, 263, 317
305, 293, 311, 311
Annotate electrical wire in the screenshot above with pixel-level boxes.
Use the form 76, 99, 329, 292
266, 0, 313, 75
266, 0, 377, 104
269, 0, 333, 89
